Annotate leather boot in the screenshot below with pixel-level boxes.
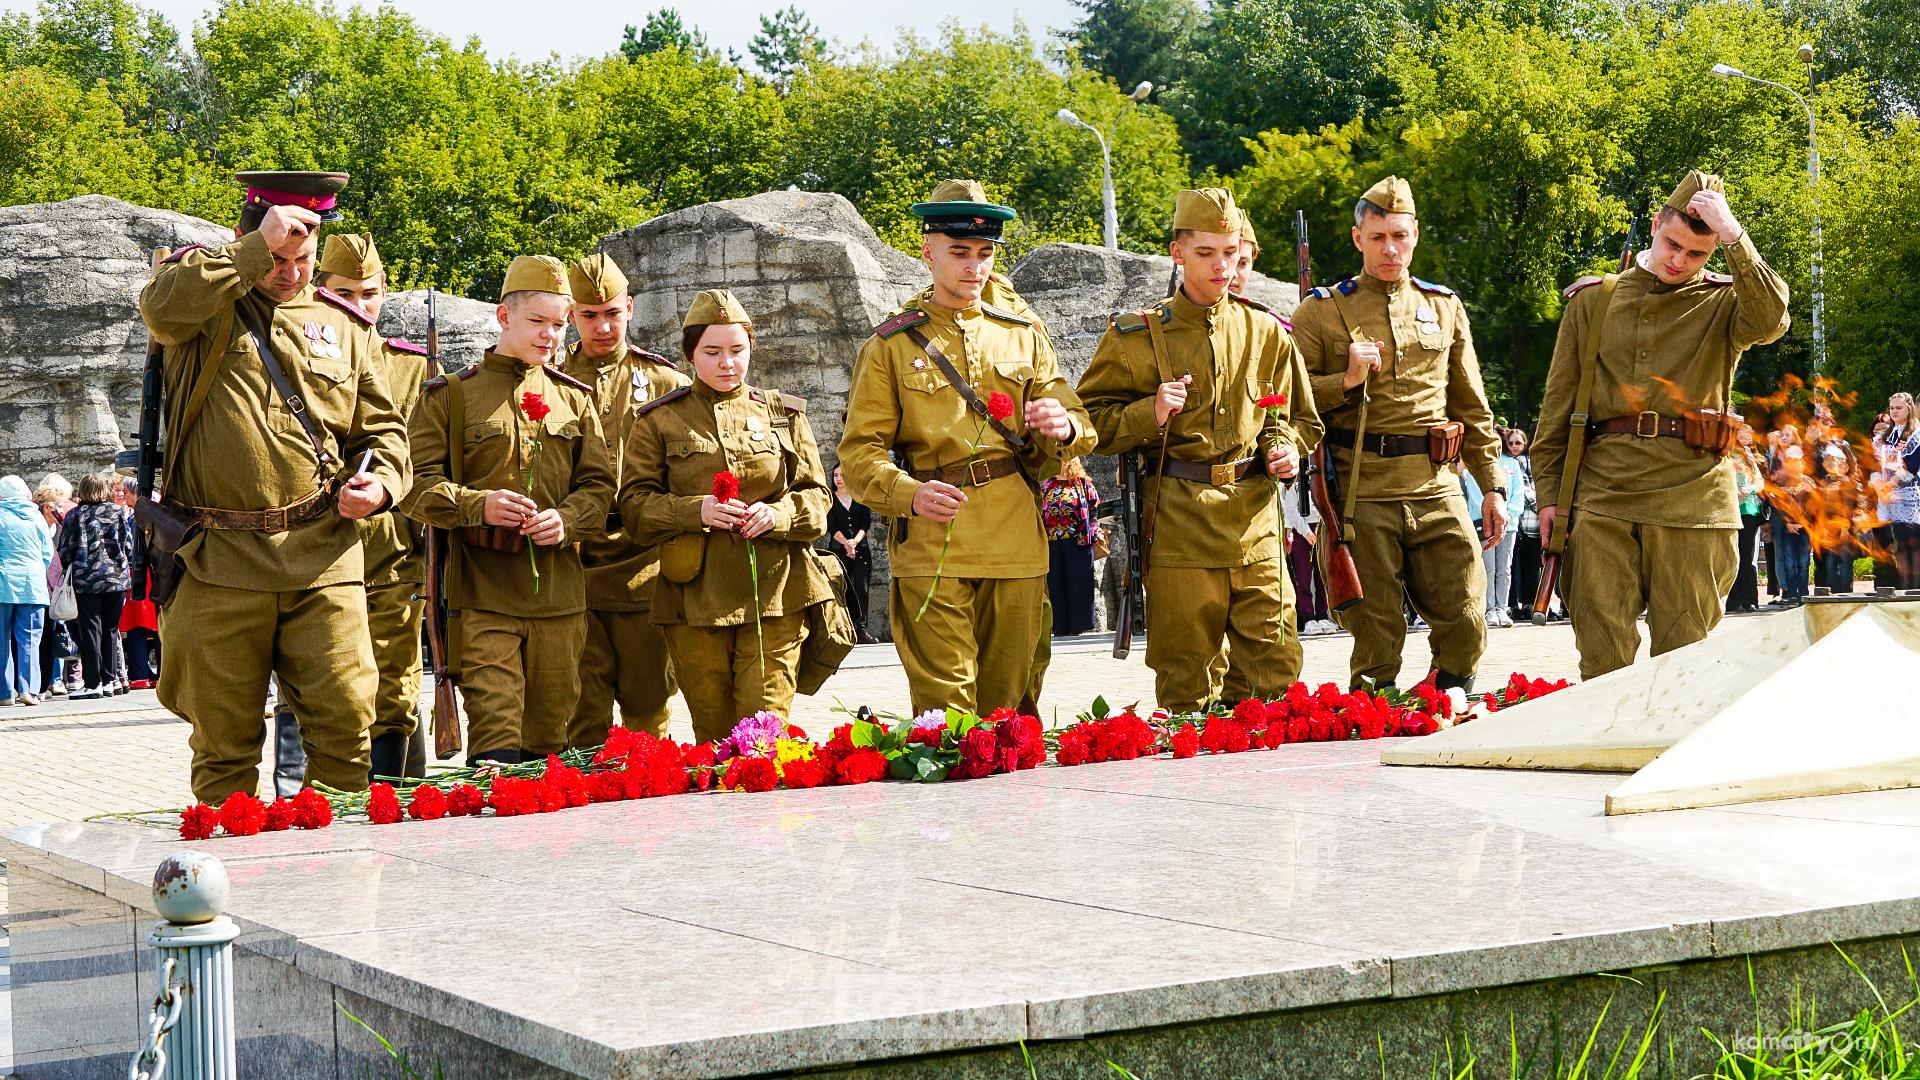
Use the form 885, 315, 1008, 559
1432, 669, 1476, 695
272, 710, 307, 799
403, 724, 429, 780
467, 748, 524, 767
368, 731, 408, 786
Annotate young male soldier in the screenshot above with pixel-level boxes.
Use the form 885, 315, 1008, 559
1078, 187, 1322, 712
839, 179, 1095, 714
561, 253, 689, 746
139, 170, 410, 803
402, 256, 612, 763
314, 232, 435, 781
1290, 176, 1506, 692
1532, 171, 1789, 678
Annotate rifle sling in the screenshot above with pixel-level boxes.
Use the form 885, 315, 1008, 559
439, 369, 467, 680
902, 325, 1029, 454
235, 302, 338, 483
161, 304, 238, 484
1329, 291, 1371, 543
1545, 273, 1620, 556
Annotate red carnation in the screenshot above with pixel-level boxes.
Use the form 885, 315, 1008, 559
781, 756, 829, 789
986, 391, 1016, 421
367, 783, 403, 825
1170, 724, 1199, 759
711, 471, 741, 503
218, 791, 268, 837
406, 784, 448, 821
263, 798, 297, 832
291, 788, 333, 830
487, 777, 538, 817
727, 756, 779, 793
1257, 393, 1289, 409
179, 803, 219, 841
588, 772, 626, 803
682, 742, 718, 791
835, 747, 888, 785
519, 391, 551, 422
446, 784, 486, 817
1055, 727, 1091, 767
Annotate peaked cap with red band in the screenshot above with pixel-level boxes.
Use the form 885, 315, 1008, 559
233, 170, 350, 223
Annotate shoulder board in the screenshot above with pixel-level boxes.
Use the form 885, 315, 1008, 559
420, 368, 480, 392
1702, 271, 1733, 286
1229, 293, 1273, 314
980, 302, 1033, 327
315, 287, 376, 326
750, 388, 807, 414
633, 347, 680, 370
635, 385, 692, 418
1110, 306, 1170, 334
1411, 276, 1456, 297
872, 309, 929, 339
158, 244, 205, 265
545, 367, 594, 395
1336, 277, 1358, 296
385, 338, 428, 356
1307, 286, 1334, 300
1562, 275, 1605, 299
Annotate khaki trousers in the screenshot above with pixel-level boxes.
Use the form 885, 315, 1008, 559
890, 574, 1046, 716
459, 608, 588, 758
1334, 495, 1487, 688
569, 608, 677, 746
1145, 557, 1298, 712
661, 612, 806, 745
1565, 510, 1738, 679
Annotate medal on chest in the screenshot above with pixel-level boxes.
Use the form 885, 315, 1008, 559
747, 416, 766, 442
303, 322, 342, 360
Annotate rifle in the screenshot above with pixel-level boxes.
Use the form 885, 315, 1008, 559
421, 289, 464, 758
129, 248, 170, 600
1533, 215, 1641, 624
1110, 450, 1147, 658
1298, 213, 1364, 612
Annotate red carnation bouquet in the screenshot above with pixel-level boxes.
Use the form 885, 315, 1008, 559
520, 391, 552, 592
916, 390, 1018, 621
712, 470, 764, 682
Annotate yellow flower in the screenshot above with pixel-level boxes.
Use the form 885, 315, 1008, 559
773, 738, 815, 766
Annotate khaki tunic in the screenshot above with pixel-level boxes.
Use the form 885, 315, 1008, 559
1078, 288, 1322, 709
401, 351, 612, 616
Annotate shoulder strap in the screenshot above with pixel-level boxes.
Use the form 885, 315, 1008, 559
1328, 290, 1369, 345
1327, 291, 1375, 538
446, 365, 465, 486
1141, 308, 1174, 385
165, 304, 239, 478
235, 302, 337, 479
901, 324, 1029, 454
1546, 273, 1621, 555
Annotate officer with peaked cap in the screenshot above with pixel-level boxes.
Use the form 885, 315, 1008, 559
139, 170, 410, 804
1289, 174, 1506, 693
839, 179, 1095, 714
1533, 169, 1789, 678
401, 255, 612, 763
1078, 187, 1323, 712
562, 252, 689, 746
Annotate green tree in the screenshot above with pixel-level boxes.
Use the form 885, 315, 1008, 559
1231, 119, 1371, 283
621, 9, 709, 61
1057, 0, 1201, 90
749, 5, 825, 91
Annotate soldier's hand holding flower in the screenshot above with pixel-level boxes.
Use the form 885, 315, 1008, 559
911, 480, 965, 524
701, 494, 746, 531
1154, 374, 1192, 427
1687, 189, 1744, 246
522, 507, 566, 546
1024, 397, 1074, 441
739, 502, 778, 539
483, 488, 538, 527
1266, 444, 1299, 479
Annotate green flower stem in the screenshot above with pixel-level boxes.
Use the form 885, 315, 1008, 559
915, 417, 990, 622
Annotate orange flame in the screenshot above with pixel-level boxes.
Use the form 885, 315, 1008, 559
1753, 374, 1892, 570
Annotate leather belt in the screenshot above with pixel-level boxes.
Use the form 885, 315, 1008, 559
1324, 427, 1429, 457
1152, 454, 1259, 486
193, 485, 332, 533
1589, 411, 1685, 440
912, 454, 1022, 488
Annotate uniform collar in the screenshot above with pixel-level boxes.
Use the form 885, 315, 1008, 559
570, 340, 628, 371
1631, 248, 1695, 291
693, 377, 747, 404
1357, 271, 1406, 297
921, 297, 983, 324
482, 350, 540, 380
1168, 287, 1227, 324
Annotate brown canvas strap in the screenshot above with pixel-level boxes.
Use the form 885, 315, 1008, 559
1329, 290, 1372, 541
162, 305, 239, 483
902, 325, 1029, 454
1546, 273, 1621, 556
235, 302, 337, 481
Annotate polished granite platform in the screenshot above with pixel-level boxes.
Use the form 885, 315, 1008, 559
11, 739, 1920, 1078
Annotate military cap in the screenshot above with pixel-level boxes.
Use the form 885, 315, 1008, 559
683, 288, 752, 328
1238, 209, 1259, 247
568, 252, 628, 305
499, 255, 570, 301
1172, 188, 1240, 235
1664, 169, 1725, 221
318, 233, 381, 280
910, 179, 1017, 243
234, 170, 350, 223
1359, 175, 1416, 217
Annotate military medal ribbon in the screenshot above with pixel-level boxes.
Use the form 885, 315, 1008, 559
712, 470, 764, 683
916, 391, 1018, 622
520, 392, 552, 593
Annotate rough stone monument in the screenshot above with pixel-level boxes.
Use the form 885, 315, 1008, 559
376, 290, 499, 370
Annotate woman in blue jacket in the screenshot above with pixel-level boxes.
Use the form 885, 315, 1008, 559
0, 475, 54, 706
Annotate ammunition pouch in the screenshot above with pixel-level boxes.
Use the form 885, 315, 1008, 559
461, 524, 525, 554
658, 532, 705, 583
134, 498, 201, 606
1682, 408, 1741, 458
1427, 421, 1466, 465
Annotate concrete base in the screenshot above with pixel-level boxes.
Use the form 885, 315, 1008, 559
12, 742, 1920, 1077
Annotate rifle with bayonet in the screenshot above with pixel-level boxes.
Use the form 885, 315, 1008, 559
1532, 215, 1641, 624
420, 289, 464, 758
1298, 212, 1364, 612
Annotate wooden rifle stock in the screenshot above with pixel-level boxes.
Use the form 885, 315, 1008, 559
1295, 211, 1363, 612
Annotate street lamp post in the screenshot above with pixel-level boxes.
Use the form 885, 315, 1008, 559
1057, 81, 1153, 252
1712, 49, 1825, 372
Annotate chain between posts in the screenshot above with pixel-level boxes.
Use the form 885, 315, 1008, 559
129, 956, 184, 1080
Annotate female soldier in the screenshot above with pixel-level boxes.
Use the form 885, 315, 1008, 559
620, 289, 833, 743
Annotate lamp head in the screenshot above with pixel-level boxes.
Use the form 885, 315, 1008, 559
1130, 81, 1153, 101
1056, 107, 1081, 126
1798, 43, 1815, 65
1711, 62, 1742, 79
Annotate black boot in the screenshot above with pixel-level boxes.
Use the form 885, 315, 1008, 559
467, 748, 524, 767
1432, 670, 1476, 695
368, 731, 408, 785
272, 709, 307, 799
403, 723, 429, 779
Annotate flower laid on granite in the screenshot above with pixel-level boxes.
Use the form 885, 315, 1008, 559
519, 391, 552, 592
915, 391, 1018, 622
143, 676, 1569, 840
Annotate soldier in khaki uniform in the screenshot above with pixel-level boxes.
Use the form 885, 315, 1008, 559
139, 171, 410, 803
1079, 188, 1324, 712
561, 254, 689, 746
314, 233, 434, 780
401, 255, 612, 763
1291, 176, 1506, 692
620, 290, 834, 742
839, 180, 1095, 714
1533, 171, 1789, 679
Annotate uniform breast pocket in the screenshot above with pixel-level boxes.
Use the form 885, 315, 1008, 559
991, 360, 1035, 387
1415, 321, 1451, 356
543, 418, 583, 442
901, 370, 950, 395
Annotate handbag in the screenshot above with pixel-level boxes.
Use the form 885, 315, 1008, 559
48, 576, 78, 622
796, 550, 855, 695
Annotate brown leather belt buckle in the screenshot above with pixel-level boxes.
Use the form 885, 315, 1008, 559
1635, 411, 1660, 438
262, 505, 288, 533
967, 459, 994, 487
1210, 463, 1237, 486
